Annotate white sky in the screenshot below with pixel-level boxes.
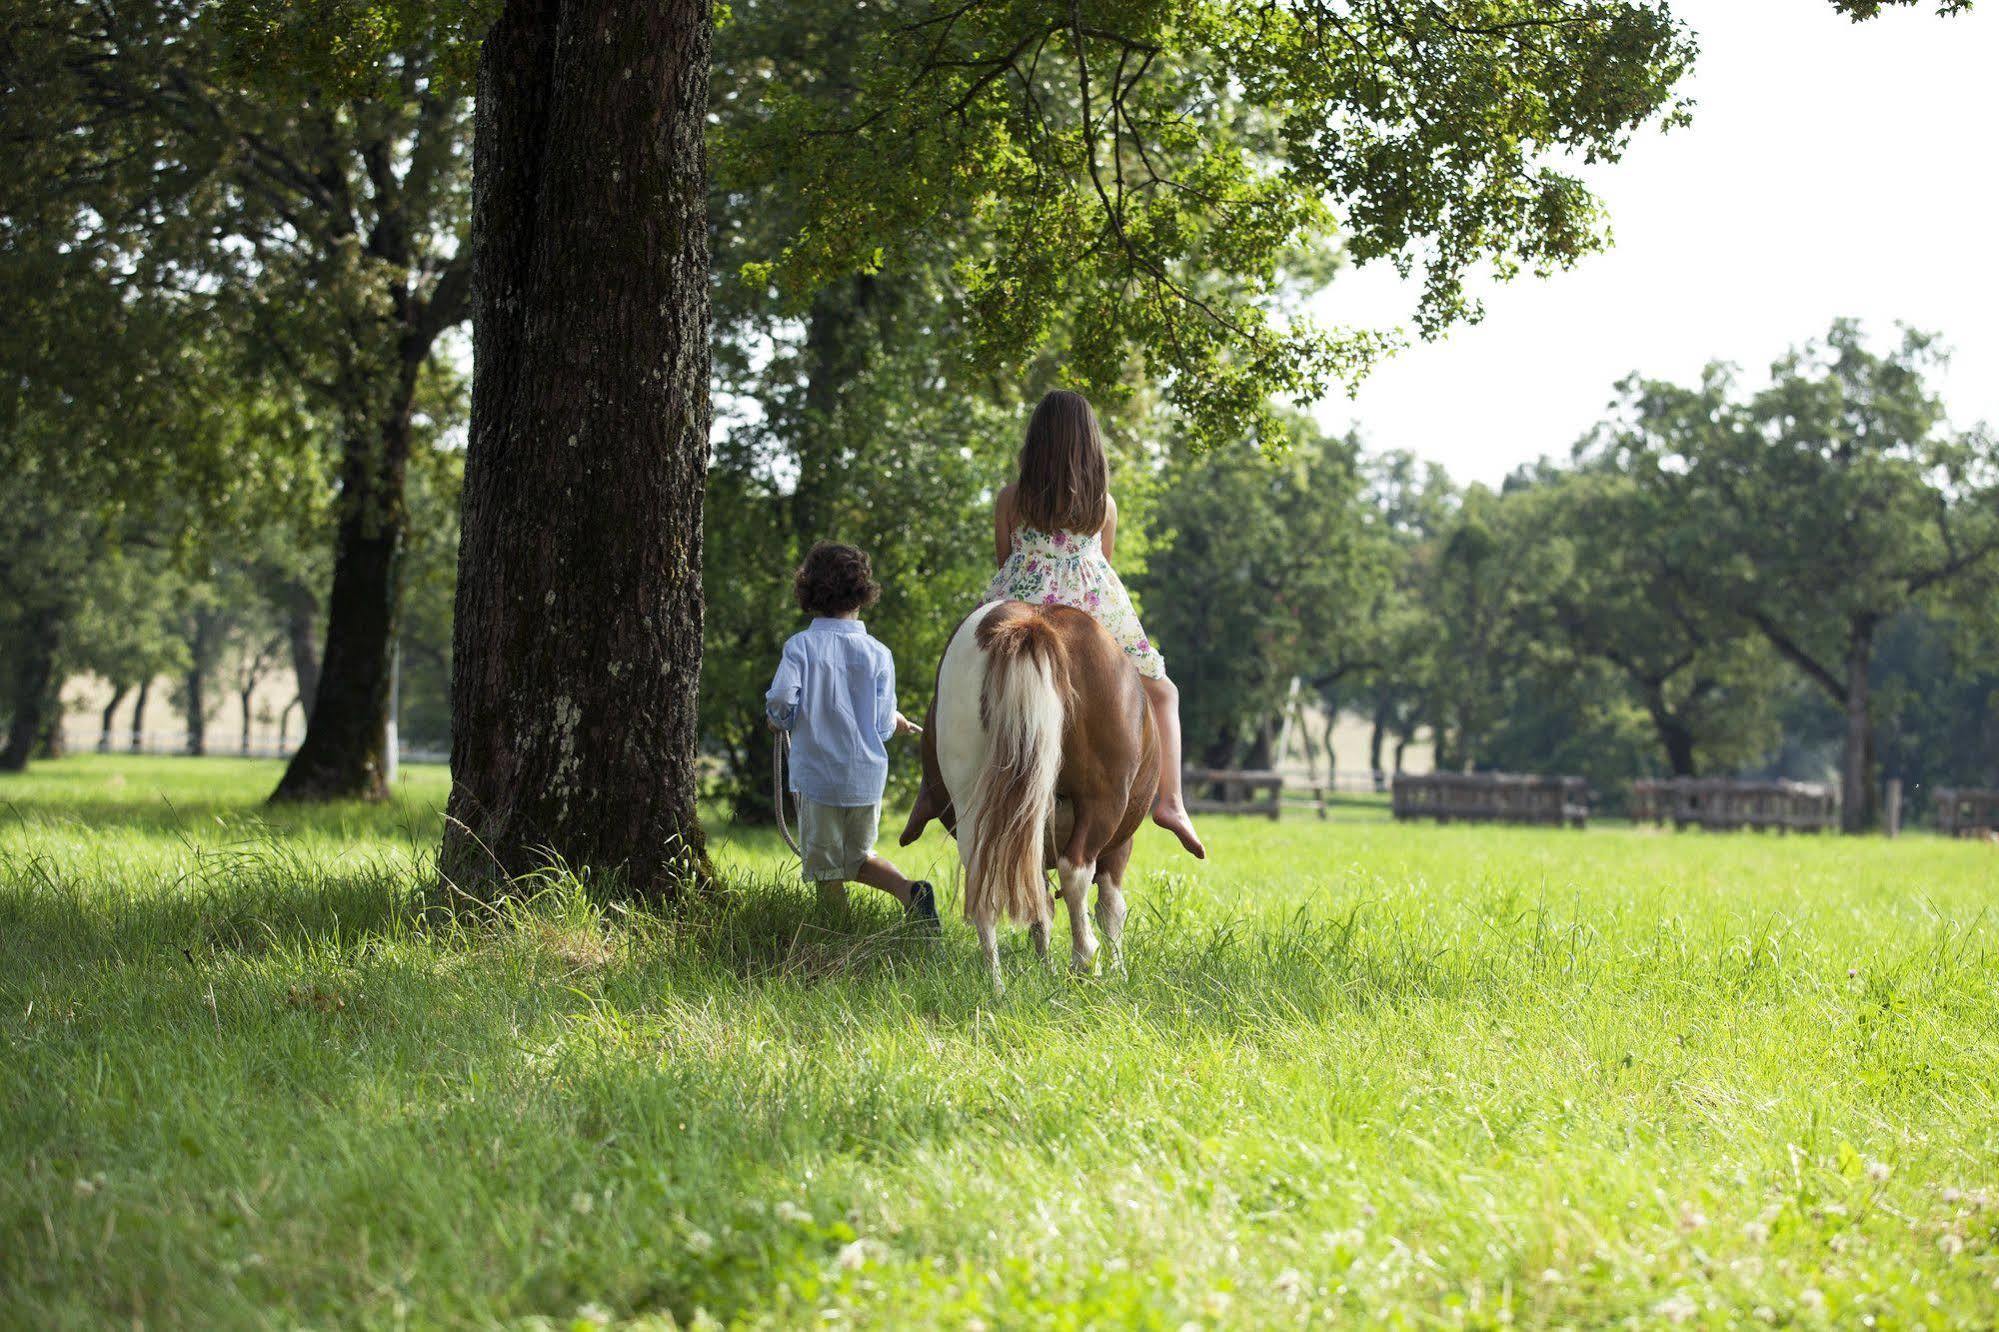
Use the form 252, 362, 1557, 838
1311, 0, 1999, 485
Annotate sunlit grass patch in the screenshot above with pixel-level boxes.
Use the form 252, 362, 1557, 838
3, 755, 1997, 1326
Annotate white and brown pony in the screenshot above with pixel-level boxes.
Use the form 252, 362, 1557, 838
901, 600, 1159, 986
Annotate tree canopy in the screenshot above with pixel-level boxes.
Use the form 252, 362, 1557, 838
735, 0, 1703, 446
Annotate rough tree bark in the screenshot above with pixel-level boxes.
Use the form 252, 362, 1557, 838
442, 0, 713, 899
3, 607, 64, 772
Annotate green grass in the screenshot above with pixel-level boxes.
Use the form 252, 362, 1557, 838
4, 754, 1997, 1329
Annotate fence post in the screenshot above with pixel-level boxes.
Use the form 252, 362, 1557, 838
1884, 778, 1902, 839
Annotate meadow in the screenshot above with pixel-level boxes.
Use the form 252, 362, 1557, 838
3, 755, 1997, 1329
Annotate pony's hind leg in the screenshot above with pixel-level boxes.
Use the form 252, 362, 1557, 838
974, 905, 1004, 993
1028, 869, 1059, 967
1057, 858, 1099, 975
1094, 844, 1132, 974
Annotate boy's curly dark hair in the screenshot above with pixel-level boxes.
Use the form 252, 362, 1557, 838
793, 541, 881, 617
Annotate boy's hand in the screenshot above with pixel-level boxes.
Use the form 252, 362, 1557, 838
893, 711, 923, 737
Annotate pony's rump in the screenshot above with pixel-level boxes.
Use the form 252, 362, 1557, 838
963, 602, 1067, 925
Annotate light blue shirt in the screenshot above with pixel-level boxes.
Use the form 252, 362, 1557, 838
765, 618, 897, 808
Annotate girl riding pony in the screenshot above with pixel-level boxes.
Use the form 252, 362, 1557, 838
983, 390, 1205, 859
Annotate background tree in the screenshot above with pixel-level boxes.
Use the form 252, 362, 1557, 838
1415, 483, 1562, 771
1533, 459, 1779, 776
0, 209, 259, 769
1352, 450, 1458, 778
65, 556, 191, 752
5, 0, 477, 801
1618, 325, 1999, 830
393, 379, 468, 755
1869, 603, 1999, 810
1140, 423, 1387, 770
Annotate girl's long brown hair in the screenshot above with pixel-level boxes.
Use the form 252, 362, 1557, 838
1015, 389, 1108, 534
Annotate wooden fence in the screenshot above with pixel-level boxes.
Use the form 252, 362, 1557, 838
1628, 778, 1837, 833
1183, 768, 1283, 820
1934, 788, 1999, 838
1391, 773, 1590, 828
56, 725, 448, 767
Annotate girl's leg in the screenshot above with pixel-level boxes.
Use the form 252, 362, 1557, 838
1140, 674, 1206, 859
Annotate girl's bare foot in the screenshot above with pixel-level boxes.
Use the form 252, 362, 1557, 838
1152, 796, 1206, 859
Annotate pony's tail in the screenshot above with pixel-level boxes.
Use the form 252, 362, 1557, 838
964, 605, 1066, 927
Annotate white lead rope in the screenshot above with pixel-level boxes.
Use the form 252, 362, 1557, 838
773, 729, 803, 857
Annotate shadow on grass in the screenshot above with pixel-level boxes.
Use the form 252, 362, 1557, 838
0, 839, 425, 974
0, 815, 1529, 1047
0, 790, 446, 847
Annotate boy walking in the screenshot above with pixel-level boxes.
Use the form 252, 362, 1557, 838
766, 542, 939, 927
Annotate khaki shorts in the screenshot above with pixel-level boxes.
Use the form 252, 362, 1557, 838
797, 798, 880, 882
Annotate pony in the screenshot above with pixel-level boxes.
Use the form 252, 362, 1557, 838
900, 600, 1159, 986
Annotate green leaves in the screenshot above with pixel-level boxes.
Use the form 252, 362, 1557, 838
727, 0, 1702, 450
1827, 0, 1974, 18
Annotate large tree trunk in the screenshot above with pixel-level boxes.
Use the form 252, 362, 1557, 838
270, 404, 414, 802
130, 677, 151, 752
98, 682, 130, 752
442, 0, 713, 900
4, 607, 64, 772
1840, 627, 1878, 833
283, 581, 322, 725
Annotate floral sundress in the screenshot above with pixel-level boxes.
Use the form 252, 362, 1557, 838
983, 524, 1166, 679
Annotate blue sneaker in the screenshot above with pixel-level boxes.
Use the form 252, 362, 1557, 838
906, 881, 940, 932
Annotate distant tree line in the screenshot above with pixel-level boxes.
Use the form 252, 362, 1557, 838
1145, 322, 1999, 831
